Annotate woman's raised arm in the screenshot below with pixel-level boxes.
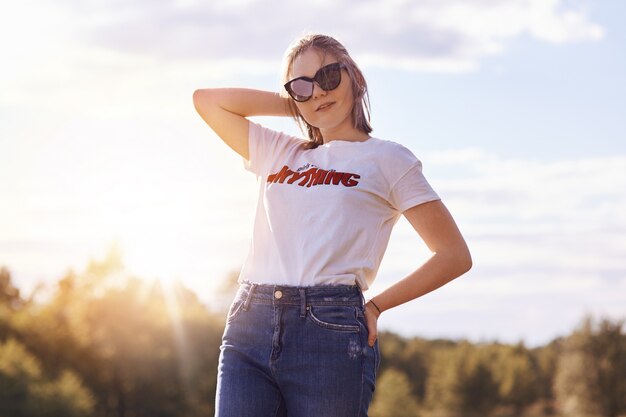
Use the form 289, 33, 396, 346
192, 88, 292, 160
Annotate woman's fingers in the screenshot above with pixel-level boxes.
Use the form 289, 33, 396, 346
367, 321, 378, 346
364, 304, 379, 347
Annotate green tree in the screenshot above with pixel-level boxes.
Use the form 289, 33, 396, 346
554, 315, 626, 417
370, 367, 421, 417
378, 332, 435, 402
488, 342, 540, 415
0, 266, 30, 342
10, 249, 224, 417
0, 337, 95, 417
425, 342, 499, 417
531, 338, 562, 415
0, 266, 23, 310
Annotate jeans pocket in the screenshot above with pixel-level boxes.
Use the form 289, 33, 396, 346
226, 298, 245, 324
307, 305, 361, 333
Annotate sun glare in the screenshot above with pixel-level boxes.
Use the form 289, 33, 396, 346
118, 235, 185, 288
110, 234, 195, 387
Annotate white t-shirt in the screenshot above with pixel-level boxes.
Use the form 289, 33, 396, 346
238, 121, 440, 290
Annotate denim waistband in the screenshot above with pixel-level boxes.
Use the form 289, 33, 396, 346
238, 281, 364, 309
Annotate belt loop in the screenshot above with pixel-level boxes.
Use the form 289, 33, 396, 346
358, 286, 366, 310
299, 288, 307, 317
242, 283, 256, 312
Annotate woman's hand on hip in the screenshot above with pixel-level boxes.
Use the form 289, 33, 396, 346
364, 301, 380, 347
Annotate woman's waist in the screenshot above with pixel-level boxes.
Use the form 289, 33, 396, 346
237, 281, 364, 306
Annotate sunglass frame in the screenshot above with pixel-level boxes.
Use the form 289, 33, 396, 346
284, 62, 346, 102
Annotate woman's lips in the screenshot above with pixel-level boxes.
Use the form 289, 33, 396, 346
316, 102, 335, 111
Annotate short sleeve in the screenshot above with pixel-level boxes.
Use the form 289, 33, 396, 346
243, 120, 304, 178
387, 147, 440, 213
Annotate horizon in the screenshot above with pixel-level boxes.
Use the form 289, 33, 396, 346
0, 253, 611, 350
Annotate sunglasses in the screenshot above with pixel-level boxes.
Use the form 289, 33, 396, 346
284, 62, 346, 102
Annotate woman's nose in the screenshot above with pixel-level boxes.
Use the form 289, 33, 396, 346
312, 81, 327, 100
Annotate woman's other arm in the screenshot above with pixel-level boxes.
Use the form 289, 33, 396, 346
192, 88, 292, 160
364, 200, 472, 346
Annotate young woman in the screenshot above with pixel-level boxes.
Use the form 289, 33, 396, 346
193, 34, 472, 417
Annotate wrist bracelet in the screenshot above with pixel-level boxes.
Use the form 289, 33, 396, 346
368, 299, 382, 315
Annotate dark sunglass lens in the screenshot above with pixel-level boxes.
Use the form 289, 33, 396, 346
289, 79, 313, 101
318, 64, 342, 91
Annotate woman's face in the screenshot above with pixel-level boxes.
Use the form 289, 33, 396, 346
290, 48, 354, 134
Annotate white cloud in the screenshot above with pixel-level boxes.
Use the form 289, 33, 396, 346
2, 0, 604, 79
0, 0, 606, 117
528, 0, 605, 43
422, 149, 626, 225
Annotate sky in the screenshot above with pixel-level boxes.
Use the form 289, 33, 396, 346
1, 0, 625, 347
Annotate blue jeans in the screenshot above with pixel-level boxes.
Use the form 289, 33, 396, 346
215, 282, 380, 417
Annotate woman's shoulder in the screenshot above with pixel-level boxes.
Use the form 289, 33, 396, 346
249, 120, 310, 156
367, 136, 421, 161
249, 120, 307, 143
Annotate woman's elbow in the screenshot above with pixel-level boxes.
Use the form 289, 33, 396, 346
193, 89, 222, 121
461, 250, 473, 274
441, 244, 472, 277
456, 246, 473, 275
193, 88, 211, 108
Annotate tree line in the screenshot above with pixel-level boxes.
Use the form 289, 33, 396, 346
1, 253, 625, 417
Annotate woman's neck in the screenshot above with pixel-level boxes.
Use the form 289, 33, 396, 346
321, 126, 370, 144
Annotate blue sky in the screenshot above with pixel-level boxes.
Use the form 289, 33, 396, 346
1, 0, 625, 347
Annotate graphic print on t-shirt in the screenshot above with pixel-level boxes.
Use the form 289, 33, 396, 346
267, 163, 360, 188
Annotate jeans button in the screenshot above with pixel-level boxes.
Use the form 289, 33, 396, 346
274, 290, 283, 299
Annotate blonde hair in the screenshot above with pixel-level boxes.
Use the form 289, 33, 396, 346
280, 34, 373, 149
